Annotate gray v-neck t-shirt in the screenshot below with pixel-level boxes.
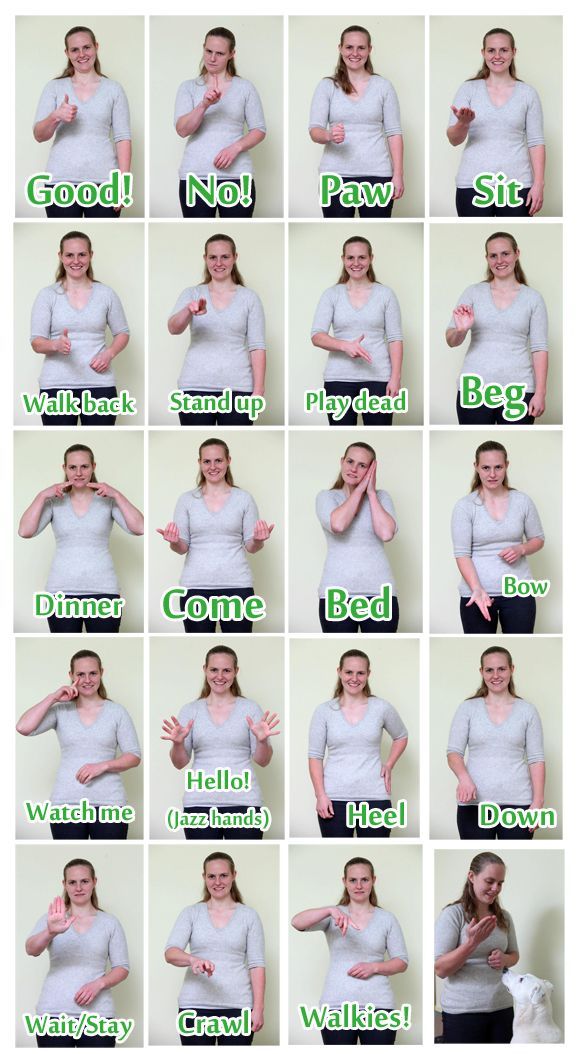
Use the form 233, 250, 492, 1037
34, 78, 131, 183
312, 283, 403, 383
448, 283, 548, 391
309, 76, 402, 177
177, 696, 264, 807
316, 488, 398, 598
170, 285, 265, 392
29, 699, 141, 805
33, 493, 133, 594
165, 902, 265, 1010
451, 489, 544, 596
175, 77, 266, 179
435, 903, 517, 1013
31, 282, 129, 389
174, 487, 259, 588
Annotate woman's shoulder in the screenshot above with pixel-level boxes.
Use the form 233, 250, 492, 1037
102, 78, 126, 94
237, 903, 262, 924
454, 491, 480, 511
98, 909, 125, 928
234, 76, 259, 92
235, 695, 259, 709
438, 901, 465, 924
374, 906, 401, 925
317, 487, 341, 504
103, 698, 128, 715
515, 81, 540, 98
239, 286, 262, 305
373, 75, 397, 92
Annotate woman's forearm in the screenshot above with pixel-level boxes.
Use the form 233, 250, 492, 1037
168, 306, 193, 335
528, 144, 545, 185
250, 966, 265, 1010
31, 337, 63, 356
110, 491, 144, 535
34, 113, 61, 143
435, 940, 476, 978
367, 490, 396, 542
445, 327, 467, 348
231, 129, 265, 154
447, 122, 469, 147
308, 758, 326, 797
176, 103, 210, 138
529, 760, 545, 806
26, 927, 53, 956
165, 946, 194, 967
371, 957, 408, 976
532, 351, 548, 395
388, 341, 403, 384
312, 332, 349, 355
520, 538, 544, 557
455, 557, 484, 593
170, 743, 190, 770
330, 489, 365, 533
447, 753, 469, 780
252, 740, 272, 767
291, 906, 332, 931
101, 752, 141, 774
310, 128, 332, 145
250, 349, 266, 396
387, 134, 403, 178
106, 333, 129, 360
115, 140, 132, 173
99, 966, 129, 991
384, 736, 408, 773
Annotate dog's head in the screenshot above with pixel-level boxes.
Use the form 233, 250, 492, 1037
502, 969, 554, 1006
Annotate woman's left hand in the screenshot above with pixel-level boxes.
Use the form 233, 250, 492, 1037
498, 546, 523, 565
347, 961, 377, 979
526, 183, 544, 216
528, 392, 546, 418
251, 1007, 264, 1033
487, 949, 505, 971
76, 762, 108, 785
74, 978, 104, 1006
380, 763, 392, 795
366, 461, 377, 494
385, 378, 401, 399
391, 176, 404, 201
89, 349, 114, 374
253, 520, 275, 542
214, 143, 240, 170
246, 710, 280, 742
87, 482, 117, 499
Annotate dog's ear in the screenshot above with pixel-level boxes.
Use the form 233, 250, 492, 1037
542, 979, 554, 996
530, 982, 548, 1005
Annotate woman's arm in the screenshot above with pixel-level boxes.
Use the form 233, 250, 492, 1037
75, 753, 141, 785
291, 906, 334, 931
381, 737, 408, 794
165, 946, 215, 974
526, 145, 545, 216
367, 489, 396, 543
115, 140, 131, 174
249, 966, 265, 1033
528, 351, 548, 418
34, 95, 78, 142
18, 488, 62, 538
347, 957, 408, 979
386, 341, 403, 398
250, 349, 266, 398
90, 332, 129, 374
31, 333, 73, 356
16, 687, 75, 735
311, 331, 373, 364
455, 557, 493, 622
247, 711, 279, 767
214, 129, 265, 170
447, 752, 477, 802
435, 915, 497, 978
498, 537, 544, 566
26, 926, 54, 957
528, 760, 545, 809
308, 758, 334, 818
74, 967, 129, 1007
245, 520, 274, 554
387, 134, 404, 199
446, 107, 475, 146
88, 486, 144, 535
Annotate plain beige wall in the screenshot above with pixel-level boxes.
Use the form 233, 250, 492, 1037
434, 848, 564, 1034
430, 223, 563, 425
430, 430, 562, 633
429, 637, 563, 839
289, 431, 423, 632
289, 17, 425, 218
148, 223, 284, 425
289, 845, 422, 1044
149, 844, 280, 1046
289, 223, 423, 425
149, 17, 283, 218
148, 431, 284, 632
14, 431, 144, 633
15, 637, 144, 840
16, 844, 144, 1046
430, 16, 562, 217
149, 636, 284, 838
16, 17, 145, 217
289, 638, 419, 837
14, 223, 146, 426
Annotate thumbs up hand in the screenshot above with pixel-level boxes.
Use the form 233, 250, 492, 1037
56, 94, 78, 123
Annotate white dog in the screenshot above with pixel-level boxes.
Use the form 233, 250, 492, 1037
502, 969, 562, 1043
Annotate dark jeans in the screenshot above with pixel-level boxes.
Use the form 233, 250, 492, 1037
457, 804, 535, 840
456, 392, 535, 426
456, 186, 530, 217
319, 597, 399, 634
40, 386, 118, 427
183, 806, 263, 841
324, 381, 393, 427
321, 1012, 396, 1045
47, 595, 122, 635
441, 1007, 514, 1043
178, 1009, 254, 1046
179, 179, 256, 218
36, 1020, 115, 1047
459, 595, 536, 635
179, 390, 254, 427
50, 819, 129, 840
318, 799, 393, 839
321, 176, 395, 218
179, 588, 255, 634
44, 202, 120, 219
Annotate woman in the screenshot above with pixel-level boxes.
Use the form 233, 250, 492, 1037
446, 28, 545, 217
165, 852, 265, 1046
17, 648, 141, 840
161, 645, 279, 840
308, 649, 408, 838
26, 858, 130, 1048
18, 442, 144, 634
316, 442, 399, 633
309, 25, 403, 219
447, 646, 545, 840
435, 851, 518, 1043
292, 856, 408, 1045
446, 232, 548, 425
311, 237, 403, 426
175, 27, 266, 218
33, 26, 131, 218
451, 440, 545, 634
157, 439, 274, 634
31, 231, 130, 427
168, 234, 266, 426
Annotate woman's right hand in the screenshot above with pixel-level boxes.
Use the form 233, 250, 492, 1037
51, 684, 79, 704
189, 956, 215, 976
452, 306, 474, 333
47, 897, 74, 936
202, 87, 221, 110
456, 775, 477, 803
161, 716, 194, 744
189, 299, 207, 316
156, 522, 180, 544
40, 482, 73, 501
342, 335, 372, 363
465, 589, 493, 622
53, 329, 71, 355
329, 123, 345, 144
466, 915, 497, 948
55, 95, 78, 124
316, 793, 334, 819
329, 907, 360, 937
451, 105, 475, 128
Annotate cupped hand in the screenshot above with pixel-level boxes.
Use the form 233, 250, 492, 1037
451, 105, 475, 126
47, 896, 74, 936
189, 957, 215, 976
466, 914, 497, 947
189, 298, 207, 316
74, 979, 103, 1006
76, 762, 107, 785
487, 949, 505, 970
465, 589, 493, 621
56, 95, 78, 123
214, 143, 240, 170
253, 520, 275, 542
453, 305, 474, 332
54, 329, 71, 355
347, 961, 378, 979
246, 710, 280, 742
330, 123, 345, 144
89, 349, 114, 374
161, 715, 194, 744
156, 522, 181, 544
329, 907, 360, 937
87, 482, 116, 498
343, 335, 372, 363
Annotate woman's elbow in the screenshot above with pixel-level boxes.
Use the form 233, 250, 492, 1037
255, 130, 266, 144
16, 721, 30, 736
291, 917, 305, 931
25, 941, 40, 957
434, 960, 448, 979
18, 526, 33, 539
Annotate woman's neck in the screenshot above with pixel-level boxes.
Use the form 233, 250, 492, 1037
207, 691, 236, 706
340, 692, 368, 706
77, 694, 103, 708
208, 895, 236, 911
486, 69, 515, 87
71, 70, 100, 86
209, 277, 237, 292
490, 274, 520, 290
63, 275, 92, 291
348, 899, 373, 916
346, 276, 372, 289
479, 484, 507, 500
485, 690, 514, 706
348, 69, 370, 88
69, 903, 96, 917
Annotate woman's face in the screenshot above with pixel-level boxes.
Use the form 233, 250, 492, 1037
198, 445, 230, 484
205, 240, 237, 282
474, 451, 508, 490
59, 238, 92, 281
343, 864, 375, 903
486, 238, 519, 279
338, 657, 370, 697
204, 653, 238, 696
340, 446, 374, 487
469, 863, 506, 907
65, 32, 98, 74
63, 451, 95, 488
70, 656, 103, 697
342, 242, 372, 281
204, 859, 235, 899
63, 865, 96, 907
339, 31, 372, 72
203, 35, 234, 76
482, 33, 515, 75
480, 652, 514, 694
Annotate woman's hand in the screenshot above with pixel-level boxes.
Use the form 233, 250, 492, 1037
52, 684, 79, 703
53, 329, 71, 355
161, 715, 194, 744
75, 762, 108, 785
251, 1006, 264, 1033
203, 87, 221, 109
214, 143, 240, 170
487, 949, 506, 970
47, 897, 74, 936
89, 348, 114, 374
87, 482, 117, 499
253, 520, 275, 542
189, 956, 215, 976
386, 377, 401, 399
526, 182, 544, 216
347, 961, 378, 979
342, 335, 372, 363
365, 461, 377, 495
456, 775, 477, 803
246, 710, 280, 742
189, 298, 207, 316
41, 482, 73, 500
380, 764, 392, 795
452, 305, 474, 333
465, 588, 493, 621
329, 907, 359, 937
391, 175, 404, 200
450, 105, 475, 128
316, 793, 334, 819
74, 978, 104, 1006
528, 392, 545, 418
156, 522, 181, 544
55, 95, 78, 124
498, 546, 523, 565
329, 123, 345, 144
466, 915, 497, 948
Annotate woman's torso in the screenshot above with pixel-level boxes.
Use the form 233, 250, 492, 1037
308, 697, 407, 800
35, 78, 130, 183
179, 697, 264, 807
435, 903, 515, 1013
448, 697, 542, 805
313, 283, 402, 383
172, 285, 265, 392
32, 910, 128, 1016
316, 488, 398, 597
175, 77, 265, 179
449, 80, 543, 188
451, 489, 544, 596
313, 906, 407, 1009
173, 487, 259, 589
36, 493, 129, 594
310, 76, 401, 177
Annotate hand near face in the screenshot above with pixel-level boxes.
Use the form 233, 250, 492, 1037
56, 95, 78, 124
74, 978, 104, 1006
54, 329, 71, 355
347, 961, 377, 979
189, 298, 207, 316
252, 520, 275, 542
42, 481, 73, 500
329, 907, 360, 937
453, 305, 474, 332
246, 710, 280, 742
451, 105, 475, 127
466, 914, 497, 947
87, 482, 116, 499
47, 897, 74, 936
75, 762, 108, 785
213, 143, 240, 170
161, 715, 194, 744
330, 123, 345, 144
53, 683, 79, 703
156, 522, 180, 544
203, 87, 221, 109
365, 461, 377, 494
